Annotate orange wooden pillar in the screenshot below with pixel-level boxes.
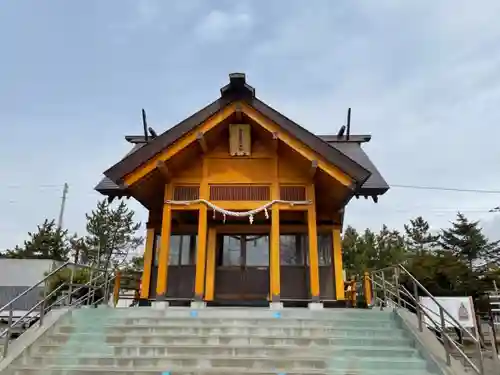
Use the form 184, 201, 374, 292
156, 184, 173, 300
269, 156, 281, 304
204, 227, 217, 301
270, 206, 281, 303
194, 159, 209, 302
194, 206, 208, 301
139, 220, 155, 299
306, 184, 320, 303
363, 272, 373, 306
113, 271, 121, 307
332, 227, 345, 300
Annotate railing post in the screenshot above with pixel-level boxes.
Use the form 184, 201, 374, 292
370, 271, 377, 303
89, 271, 97, 307
394, 267, 402, 309
381, 272, 387, 310
488, 323, 499, 370
2, 305, 13, 358
439, 307, 452, 366
103, 271, 110, 306
475, 319, 485, 375
39, 283, 47, 326
67, 265, 74, 306
413, 279, 423, 332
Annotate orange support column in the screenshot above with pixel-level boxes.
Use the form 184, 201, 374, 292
194, 206, 208, 301
156, 184, 173, 300
194, 158, 209, 302
270, 155, 281, 304
332, 227, 345, 300
270, 206, 281, 303
204, 227, 217, 301
113, 271, 121, 307
363, 272, 373, 306
306, 184, 320, 303
139, 223, 155, 299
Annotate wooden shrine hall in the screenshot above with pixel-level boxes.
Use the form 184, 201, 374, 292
95, 73, 389, 308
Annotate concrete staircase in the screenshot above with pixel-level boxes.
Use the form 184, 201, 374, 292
2, 307, 443, 375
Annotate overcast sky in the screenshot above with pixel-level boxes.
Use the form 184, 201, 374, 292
1, 0, 500, 250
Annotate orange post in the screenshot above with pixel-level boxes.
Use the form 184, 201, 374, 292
113, 271, 121, 307
363, 272, 372, 306
348, 278, 357, 307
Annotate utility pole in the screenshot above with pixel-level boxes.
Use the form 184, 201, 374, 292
57, 183, 69, 229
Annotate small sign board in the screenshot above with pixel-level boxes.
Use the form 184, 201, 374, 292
419, 296, 476, 329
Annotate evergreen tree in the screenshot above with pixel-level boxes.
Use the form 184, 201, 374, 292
1, 219, 70, 261
83, 199, 144, 270
376, 225, 407, 268
404, 216, 440, 255
440, 212, 499, 270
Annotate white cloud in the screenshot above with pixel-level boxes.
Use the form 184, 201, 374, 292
3, 0, 500, 249
194, 8, 253, 42
242, 0, 500, 233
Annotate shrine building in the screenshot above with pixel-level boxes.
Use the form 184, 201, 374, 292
95, 73, 389, 308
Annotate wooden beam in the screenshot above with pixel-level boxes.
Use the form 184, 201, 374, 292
156, 184, 173, 299
196, 132, 208, 153
309, 160, 318, 179
271, 132, 279, 151
204, 227, 217, 301
139, 225, 155, 299
333, 227, 345, 301
306, 184, 320, 302
194, 206, 208, 301
270, 153, 280, 303
156, 160, 171, 181
235, 103, 243, 122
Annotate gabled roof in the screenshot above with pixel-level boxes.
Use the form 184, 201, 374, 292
103, 73, 372, 188
96, 133, 389, 199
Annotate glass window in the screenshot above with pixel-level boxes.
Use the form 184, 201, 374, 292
169, 235, 197, 265
222, 236, 241, 266
155, 234, 197, 266
300, 233, 333, 266
317, 233, 333, 266
245, 235, 269, 266
280, 234, 306, 265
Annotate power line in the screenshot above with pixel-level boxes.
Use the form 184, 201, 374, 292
3, 184, 61, 189
390, 184, 500, 194
4, 183, 500, 194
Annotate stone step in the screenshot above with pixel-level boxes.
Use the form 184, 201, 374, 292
18, 354, 429, 371
31, 343, 420, 359
56, 323, 403, 336
69, 308, 394, 321
67, 317, 398, 329
4, 365, 438, 375
42, 331, 412, 347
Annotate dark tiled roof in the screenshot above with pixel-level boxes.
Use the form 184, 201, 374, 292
95, 134, 389, 197
94, 143, 145, 194
326, 141, 389, 195
318, 134, 371, 143
103, 74, 371, 188
96, 73, 388, 198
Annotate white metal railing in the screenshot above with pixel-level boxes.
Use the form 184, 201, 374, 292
0, 262, 116, 359
370, 265, 485, 375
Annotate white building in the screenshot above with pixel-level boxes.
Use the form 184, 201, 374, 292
0, 259, 60, 319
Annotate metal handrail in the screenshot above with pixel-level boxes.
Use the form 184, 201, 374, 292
1, 263, 116, 359
0, 261, 108, 315
0, 269, 111, 337
371, 264, 485, 375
